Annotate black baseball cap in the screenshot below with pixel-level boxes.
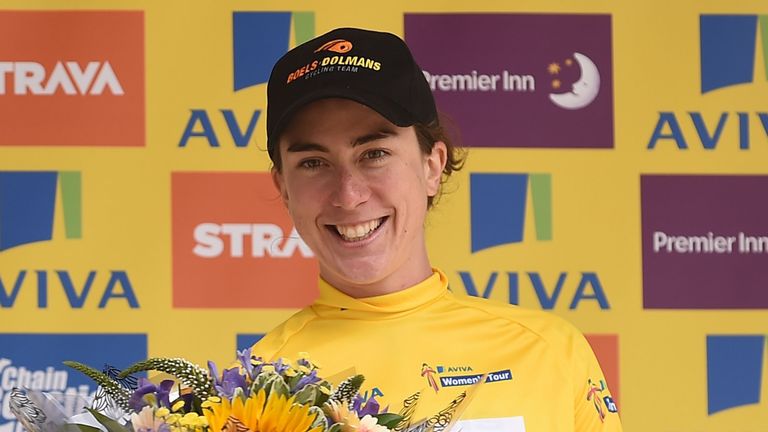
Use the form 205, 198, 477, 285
266, 27, 438, 161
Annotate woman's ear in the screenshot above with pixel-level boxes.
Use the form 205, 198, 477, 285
425, 141, 448, 197
272, 168, 289, 206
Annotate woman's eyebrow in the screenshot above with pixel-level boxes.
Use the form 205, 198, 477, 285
353, 128, 397, 147
286, 127, 398, 153
286, 141, 328, 153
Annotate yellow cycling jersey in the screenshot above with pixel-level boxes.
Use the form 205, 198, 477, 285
251, 269, 622, 431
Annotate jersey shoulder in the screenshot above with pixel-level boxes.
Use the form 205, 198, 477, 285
447, 291, 588, 355
249, 307, 318, 361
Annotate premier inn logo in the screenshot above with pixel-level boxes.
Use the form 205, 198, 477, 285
286, 38, 382, 84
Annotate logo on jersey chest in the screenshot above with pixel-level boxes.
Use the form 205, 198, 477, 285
421, 363, 513, 391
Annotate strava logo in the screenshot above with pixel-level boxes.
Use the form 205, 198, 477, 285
171, 172, 318, 308
0, 11, 144, 146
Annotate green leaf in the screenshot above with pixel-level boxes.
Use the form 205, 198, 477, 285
116, 358, 213, 400
315, 382, 332, 406
293, 385, 318, 405
251, 371, 276, 394
64, 362, 131, 411
330, 375, 365, 404
375, 413, 404, 429
267, 374, 290, 398
308, 406, 327, 430
86, 409, 130, 432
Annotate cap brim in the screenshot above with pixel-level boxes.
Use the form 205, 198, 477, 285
267, 85, 417, 156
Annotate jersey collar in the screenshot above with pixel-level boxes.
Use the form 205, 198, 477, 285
313, 268, 449, 317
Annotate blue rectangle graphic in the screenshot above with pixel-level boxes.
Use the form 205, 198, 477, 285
237, 333, 265, 352
707, 335, 765, 414
0, 333, 147, 429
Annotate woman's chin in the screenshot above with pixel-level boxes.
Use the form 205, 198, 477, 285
319, 259, 394, 294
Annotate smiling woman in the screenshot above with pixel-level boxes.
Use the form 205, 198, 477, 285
272, 98, 446, 298
250, 27, 623, 431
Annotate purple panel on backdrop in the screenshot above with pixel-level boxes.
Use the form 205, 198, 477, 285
404, 14, 613, 148
641, 175, 768, 309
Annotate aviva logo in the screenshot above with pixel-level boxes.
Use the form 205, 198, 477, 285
233, 11, 315, 91
707, 335, 767, 414
0, 171, 81, 251
700, 14, 768, 93
470, 173, 552, 253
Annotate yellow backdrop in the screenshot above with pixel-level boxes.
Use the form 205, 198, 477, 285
1, 1, 767, 430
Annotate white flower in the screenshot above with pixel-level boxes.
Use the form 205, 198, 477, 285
354, 415, 389, 432
130, 406, 166, 432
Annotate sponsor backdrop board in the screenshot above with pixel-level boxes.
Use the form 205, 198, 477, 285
0, 0, 767, 430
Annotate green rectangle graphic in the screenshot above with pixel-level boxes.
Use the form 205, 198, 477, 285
529, 173, 552, 241
760, 15, 768, 80
59, 171, 82, 239
293, 12, 315, 46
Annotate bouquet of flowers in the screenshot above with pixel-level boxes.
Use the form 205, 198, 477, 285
9, 349, 472, 432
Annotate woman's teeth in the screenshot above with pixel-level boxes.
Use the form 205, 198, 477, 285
335, 218, 383, 241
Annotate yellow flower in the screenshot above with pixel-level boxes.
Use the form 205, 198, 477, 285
204, 389, 322, 432
323, 401, 389, 432
172, 400, 186, 412
164, 413, 183, 427
179, 412, 201, 427
323, 399, 362, 431
323, 400, 347, 424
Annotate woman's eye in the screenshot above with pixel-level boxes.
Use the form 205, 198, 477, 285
299, 159, 324, 169
363, 149, 388, 160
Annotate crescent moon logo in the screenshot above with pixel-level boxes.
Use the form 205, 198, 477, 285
549, 52, 601, 110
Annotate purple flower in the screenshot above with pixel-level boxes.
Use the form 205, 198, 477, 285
272, 358, 290, 375
236, 348, 254, 378
209, 363, 248, 399
129, 378, 174, 411
352, 394, 381, 418
207, 361, 219, 383
292, 369, 320, 393
214, 368, 248, 399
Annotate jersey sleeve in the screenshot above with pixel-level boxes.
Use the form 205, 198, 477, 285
571, 331, 623, 431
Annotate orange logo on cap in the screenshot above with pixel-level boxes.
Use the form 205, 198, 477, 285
315, 39, 352, 53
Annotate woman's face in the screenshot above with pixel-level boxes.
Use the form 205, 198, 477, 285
272, 98, 446, 297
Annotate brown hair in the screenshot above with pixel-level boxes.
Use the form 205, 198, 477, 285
414, 118, 466, 208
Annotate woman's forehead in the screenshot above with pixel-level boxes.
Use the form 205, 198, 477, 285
280, 98, 406, 146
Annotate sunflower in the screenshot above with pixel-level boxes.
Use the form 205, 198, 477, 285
203, 389, 323, 432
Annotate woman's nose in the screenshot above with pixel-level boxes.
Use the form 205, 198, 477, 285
330, 168, 371, 209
